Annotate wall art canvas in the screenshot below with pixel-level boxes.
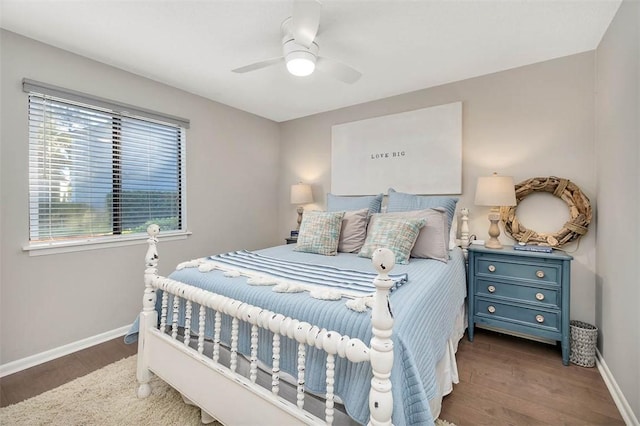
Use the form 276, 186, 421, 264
331, 102, 462, 195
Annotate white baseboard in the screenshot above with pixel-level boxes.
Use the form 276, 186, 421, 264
596, 348, 639, 426
0, 325, 132, 378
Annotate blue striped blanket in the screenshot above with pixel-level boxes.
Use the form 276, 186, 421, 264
203, 250, 408, 298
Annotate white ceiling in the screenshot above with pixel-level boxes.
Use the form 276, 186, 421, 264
0, 0, 621, 122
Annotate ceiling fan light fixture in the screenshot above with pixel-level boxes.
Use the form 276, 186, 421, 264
286, 50, 316, 76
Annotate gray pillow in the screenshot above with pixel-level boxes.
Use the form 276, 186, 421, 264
385, 208, 449, 263
338, 208, 369, 253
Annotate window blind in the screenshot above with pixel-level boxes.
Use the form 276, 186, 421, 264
27, 92, 185, 243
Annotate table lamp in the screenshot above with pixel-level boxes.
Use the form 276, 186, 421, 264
474, 173, 517, 249
290, 183, 313, 230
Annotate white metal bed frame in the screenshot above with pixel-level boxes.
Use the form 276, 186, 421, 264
136, 211, 470, 425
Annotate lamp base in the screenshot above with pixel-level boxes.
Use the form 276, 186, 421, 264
484, 236, 503, 249
485, 209, 503, 249
296, 206, 304, 230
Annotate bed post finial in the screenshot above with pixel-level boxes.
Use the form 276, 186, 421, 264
368, 248, 394, 426
137, 224, 160, 399
460, 208, 470, 259
145, 224, 160, 272
143, 224, 160, 310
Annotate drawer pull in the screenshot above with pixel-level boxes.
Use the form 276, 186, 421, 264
487, 305, 496, 314
487, 285, 496, 293
535, 292, 545, 301
488, 264, 496, 273
536, 315, 545, 323
536, 270, 545, 279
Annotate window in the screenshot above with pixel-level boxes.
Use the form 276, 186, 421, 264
24, 79, 188, 246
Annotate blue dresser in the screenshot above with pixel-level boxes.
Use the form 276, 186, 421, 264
467, 245, 573, 365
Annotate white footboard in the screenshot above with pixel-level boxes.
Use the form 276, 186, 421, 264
137, 225, 396, 426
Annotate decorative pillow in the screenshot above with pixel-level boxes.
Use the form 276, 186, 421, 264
294, 211, 345, 256
327, 193, 383, 216
358, 215, 425, 265
338, 208, 369, 253
385, 208, 449, 262
386, 188, 458, 235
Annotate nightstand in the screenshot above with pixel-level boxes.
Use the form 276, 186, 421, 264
285, 237, 297, 245
467, 245, 572, 365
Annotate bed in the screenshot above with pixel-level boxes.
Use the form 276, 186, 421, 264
131, 193, 470, 425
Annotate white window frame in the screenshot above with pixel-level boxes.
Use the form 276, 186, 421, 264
22, 79, 190, 255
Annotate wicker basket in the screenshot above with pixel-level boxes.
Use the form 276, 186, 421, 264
569, 320, 598, 367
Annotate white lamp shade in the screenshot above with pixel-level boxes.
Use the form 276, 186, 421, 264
475, 174, 517, 207
290, 183, 313, 205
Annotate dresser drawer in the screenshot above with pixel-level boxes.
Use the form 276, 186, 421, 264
476, 258, 559, 284
476, 278, 560, 307
475, 298, 560, 332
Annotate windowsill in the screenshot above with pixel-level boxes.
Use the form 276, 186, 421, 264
23, 230, 192, 256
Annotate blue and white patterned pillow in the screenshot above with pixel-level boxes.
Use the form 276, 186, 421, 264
358, 215, 426, 264
327, 193, 383, 216
294, 210, 346, 256
386, 188, 458, 232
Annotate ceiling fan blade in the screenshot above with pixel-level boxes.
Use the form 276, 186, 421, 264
316, 57, 362, 84
292, 0, 321, 48
232, 57, 284, 74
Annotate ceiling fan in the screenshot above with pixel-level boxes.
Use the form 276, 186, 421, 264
232, 0, 362, 84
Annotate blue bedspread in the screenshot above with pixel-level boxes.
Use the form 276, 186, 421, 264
127, 245, 466, 425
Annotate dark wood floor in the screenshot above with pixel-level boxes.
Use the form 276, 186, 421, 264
440, 328, 624, 425
0, 336, 137, 408
1, 329, 624, 425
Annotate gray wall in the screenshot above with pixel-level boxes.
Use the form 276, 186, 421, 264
595, 0, 640, 420
279, 52, 598, 326
0, 30, 281, 364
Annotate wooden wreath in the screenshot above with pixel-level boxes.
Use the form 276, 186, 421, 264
500, 176, 592, 247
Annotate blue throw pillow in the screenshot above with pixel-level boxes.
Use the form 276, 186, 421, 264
326, 193, 383, 216
386, 188, 458, 231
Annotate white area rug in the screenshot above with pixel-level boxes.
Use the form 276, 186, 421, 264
1, 356, 205, 425
1, 355, 456, 425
